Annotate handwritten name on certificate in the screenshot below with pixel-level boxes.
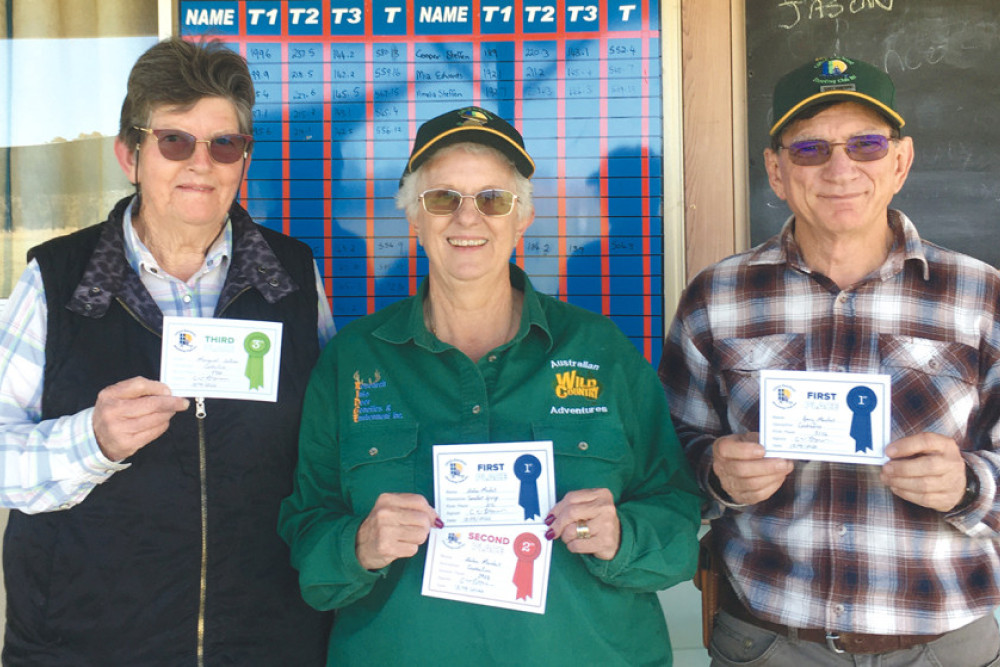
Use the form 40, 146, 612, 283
160, 316, 283, 402
422, 441, 555, 614
760, 370, 892, 465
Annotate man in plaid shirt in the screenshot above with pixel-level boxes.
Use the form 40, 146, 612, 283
660, 56, 1000, 665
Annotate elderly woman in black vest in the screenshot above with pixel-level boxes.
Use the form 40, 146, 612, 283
0, 38, 331, 664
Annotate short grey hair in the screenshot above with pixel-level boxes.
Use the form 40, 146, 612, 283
396, 142, 534, 224
118, 37, 255, 151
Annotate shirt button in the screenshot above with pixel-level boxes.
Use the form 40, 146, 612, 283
368, 447, 378, 457
835, 604, 845, 614
837, 293, 848, 304
182, 294, 192, 304
578, 441, 589, 451
89, 286, 101, 295
837, 524, 847, 537
472, 405, 481, 415
488, 355, 497, 363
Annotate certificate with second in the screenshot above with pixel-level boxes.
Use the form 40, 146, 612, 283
422, 441, 555, 614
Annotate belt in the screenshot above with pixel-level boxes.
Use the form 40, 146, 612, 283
718, 575, 944, 654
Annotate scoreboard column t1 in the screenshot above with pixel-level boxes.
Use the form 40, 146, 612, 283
180, 0, 666, 365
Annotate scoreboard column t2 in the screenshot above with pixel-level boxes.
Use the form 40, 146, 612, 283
181, 0, 666, 365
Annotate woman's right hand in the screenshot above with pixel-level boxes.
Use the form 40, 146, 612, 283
355, 493, 442, 570
93, 376, 190, 462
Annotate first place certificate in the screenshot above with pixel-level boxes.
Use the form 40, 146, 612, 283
760, 369, 891, 464
422, 441, 556, 614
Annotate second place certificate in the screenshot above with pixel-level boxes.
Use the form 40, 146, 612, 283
421, 441, 556, 614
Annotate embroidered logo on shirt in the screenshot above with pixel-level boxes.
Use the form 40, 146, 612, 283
554, 370, 600, 400
352, 370, 403, 422
548, 359, 608, 414
550, 359, 602, 401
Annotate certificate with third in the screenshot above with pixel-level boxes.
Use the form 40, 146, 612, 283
422, 441, 555, 614
760, 370, 892, 464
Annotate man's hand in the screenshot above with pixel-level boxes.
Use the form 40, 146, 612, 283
92, 377, 190, 462
881, 433, 968, 512
712, 432, 794, 505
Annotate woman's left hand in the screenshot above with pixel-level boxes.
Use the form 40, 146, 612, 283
544, 488, 621, 560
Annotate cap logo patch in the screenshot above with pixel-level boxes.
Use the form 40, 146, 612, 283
457, 107, 490, 126
819, 83, 857, 92
820, 59, 849, 76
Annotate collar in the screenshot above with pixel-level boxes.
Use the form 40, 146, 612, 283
748, 209, 930, 282
67, 195, 300, 328
373, 264, 553, 352
122, 198, 232, 281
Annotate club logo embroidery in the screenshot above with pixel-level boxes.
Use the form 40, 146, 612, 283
554, 370, 601, 400
457, 107, 490, 125
548, 359, 608, 415
352, 370, 403, 422
819, 58, 848, 77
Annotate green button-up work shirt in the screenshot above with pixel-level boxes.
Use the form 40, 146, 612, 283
279, 265, 702, 666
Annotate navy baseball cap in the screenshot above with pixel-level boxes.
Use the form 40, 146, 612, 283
401, 106, 535, 182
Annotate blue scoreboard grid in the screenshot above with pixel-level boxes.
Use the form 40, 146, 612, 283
180, 0, 666, 365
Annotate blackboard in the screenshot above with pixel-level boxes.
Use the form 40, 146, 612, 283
746, 1, 1000, 268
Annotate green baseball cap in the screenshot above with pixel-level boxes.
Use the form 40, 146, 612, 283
401, 106, 535, 183
770, 56, 905, 136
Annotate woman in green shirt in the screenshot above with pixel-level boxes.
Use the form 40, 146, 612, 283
279, 106, 702, 666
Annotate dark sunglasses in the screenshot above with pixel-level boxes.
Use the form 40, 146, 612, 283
134, 127, 254, 164
781, 134, 893, 166
419, 188, 518, 217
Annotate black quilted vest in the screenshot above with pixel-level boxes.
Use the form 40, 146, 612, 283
2, 197, 331, 665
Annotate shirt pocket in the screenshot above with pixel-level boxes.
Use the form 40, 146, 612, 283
341, 423, 420, 513
532, 418, 632, 500
715, 334, 806, 430
878, 335, 979, 439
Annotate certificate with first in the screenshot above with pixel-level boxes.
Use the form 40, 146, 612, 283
422, 441, 555, 614
760, 370, 892, 464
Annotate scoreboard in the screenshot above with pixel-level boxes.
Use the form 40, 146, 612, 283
180, 0, 666, 365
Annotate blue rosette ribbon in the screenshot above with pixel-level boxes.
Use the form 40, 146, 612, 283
514, 454, 542, 520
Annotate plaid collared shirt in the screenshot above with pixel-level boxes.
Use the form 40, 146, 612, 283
659, 210, 1000, 635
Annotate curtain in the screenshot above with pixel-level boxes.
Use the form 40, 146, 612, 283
1, 0, 157, 297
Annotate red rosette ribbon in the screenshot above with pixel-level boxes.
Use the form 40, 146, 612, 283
512, 533, 542, 600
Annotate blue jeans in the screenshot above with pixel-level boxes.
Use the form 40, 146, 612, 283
710, 609, 1000, 667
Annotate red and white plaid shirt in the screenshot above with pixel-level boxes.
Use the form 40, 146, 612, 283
660, 210, 1000, 635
